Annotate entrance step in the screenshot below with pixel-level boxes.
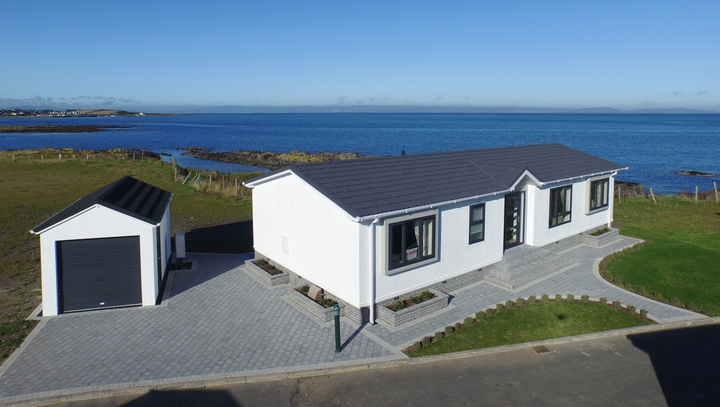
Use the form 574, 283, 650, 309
483, 245, 576, 290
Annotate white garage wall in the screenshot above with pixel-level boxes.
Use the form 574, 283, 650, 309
39, 205, 160, 316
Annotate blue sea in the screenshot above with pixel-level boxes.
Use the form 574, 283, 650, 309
1, 113, 719, 195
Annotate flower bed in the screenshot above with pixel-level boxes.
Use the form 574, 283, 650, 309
377, 289, 449, 327
582, 227, 620, 247
244, 259, 289, 287
285, 287, 342, 323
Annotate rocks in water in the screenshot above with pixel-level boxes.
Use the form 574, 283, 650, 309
0, 125, 127, 133
678, 170, 718, 177
185, 149, 371, 170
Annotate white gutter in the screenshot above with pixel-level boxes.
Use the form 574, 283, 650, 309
351, 188, 515, 223
368, 217, 380, 324
538, 168, 627, 187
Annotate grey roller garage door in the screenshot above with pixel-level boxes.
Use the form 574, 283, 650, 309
57, 236, 142, 313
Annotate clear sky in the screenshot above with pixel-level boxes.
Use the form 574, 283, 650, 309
1, 1, 718, 111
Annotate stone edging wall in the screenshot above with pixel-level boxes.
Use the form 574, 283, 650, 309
284, 288, 343, 323
376, 289, 449, 327
243, 259, 289, 287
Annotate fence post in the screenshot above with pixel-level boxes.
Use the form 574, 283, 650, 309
235, 178, 238, 196
714, 182, 718, 203
649, 188, 657, 203
695, 186, 699, 203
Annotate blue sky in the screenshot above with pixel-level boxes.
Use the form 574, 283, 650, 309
1, 1, 718, 111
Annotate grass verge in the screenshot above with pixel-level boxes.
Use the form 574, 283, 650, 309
603, 196, 720, 315
408, 300, 652, 357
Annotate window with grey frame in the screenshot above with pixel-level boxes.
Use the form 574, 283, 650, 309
469, 203, 485, 244
589, 178, 609, 211
389, 215, 436, 270
549, 185, 572, 227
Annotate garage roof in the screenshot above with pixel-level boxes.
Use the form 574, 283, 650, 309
245, 143, 626, 220
32, 176, 172, 233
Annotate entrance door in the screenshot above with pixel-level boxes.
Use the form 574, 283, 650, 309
504, 192, 524, 249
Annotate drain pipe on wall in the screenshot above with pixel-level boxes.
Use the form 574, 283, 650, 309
368, 217, 380, 324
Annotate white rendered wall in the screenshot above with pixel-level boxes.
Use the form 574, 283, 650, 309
531, 177, 615, 247
159, 206, 172, 281
252, 173, 363, 307
38, 205, 161, 316
370, 197, 505, 304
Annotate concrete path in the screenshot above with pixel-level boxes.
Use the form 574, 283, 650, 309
0, 237, 705, 405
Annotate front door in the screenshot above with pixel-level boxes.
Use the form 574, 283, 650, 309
504, 192, 524, 250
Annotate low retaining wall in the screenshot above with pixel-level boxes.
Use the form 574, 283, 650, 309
377, 289, 449, 327
284, 288, 343, 323
244, 260, 289, 287
543, 226, 619, 253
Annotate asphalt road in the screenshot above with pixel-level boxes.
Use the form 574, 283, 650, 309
48, 323, 720, 407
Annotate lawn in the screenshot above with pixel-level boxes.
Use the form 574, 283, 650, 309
409, 301, 652, 357
603, 196, 720, 315
0, 149, 256, 362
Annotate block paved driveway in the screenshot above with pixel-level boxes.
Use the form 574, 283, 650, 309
0, 237, 705, 404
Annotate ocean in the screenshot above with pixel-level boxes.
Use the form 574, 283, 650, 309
1, 113, 719, 194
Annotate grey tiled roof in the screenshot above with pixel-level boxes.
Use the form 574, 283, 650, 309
32, 176, 172, 233
247, 143, 625, 219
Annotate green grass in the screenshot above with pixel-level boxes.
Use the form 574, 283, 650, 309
604, 196, 720, 315
0, 151, 256, 362
410, 301, 652, 357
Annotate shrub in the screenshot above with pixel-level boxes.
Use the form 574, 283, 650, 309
420, 290, 433, 300
541, 294, 550, 303
653, 292, 663, 300
599, 297, 607, 305
454, 322, 462, 331
581, 295, 589, 302
464, 317, 474, 327
407, 342, 421, 353
434, 331, 444, 342
686, 302, 697, 311
475, 311, 486, 320
613, 276, 622, 285
496, 303, 505, 312
555, 294, 563, 301
516, 298, 526, 306
567, 294, 574, 301
415, 340, 424, 349
394, 300, 406, 310
624, 282, 634, 290
505, 300, 515, 308
612, 300, 621, 309
299, 285, 310, 293
527, 295, 537, 304
670, 297, 681, 306
445, 325, 455, 335
627, 305, 636, 313
410, 296, 422, 304
485, 308, 495, 316
640, 309, 648, 317
421, 336, 432, 347
638, 286, 648, 295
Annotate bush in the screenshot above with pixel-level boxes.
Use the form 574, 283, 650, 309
485, 308, 495, 316
541, 294, 550, 303
567, 294, 574, 301
407, 342, 421, 352
612, 300, 622, 309
421, 336, 433, 347
496, 303, 505, 312
420, 290, 433, 300
686, 302, 697, 311
454, 322, 462, 331
475, 311, 486, 320
627, 305, 636, 313
445, 325, 455, 335
527, 295, 537, 304
434, 331, 444, 342
410, 296, 422, 304
613, 276, 622, 285
394, 300, 406, 310
581, 295, 589, 302
624, 282, 634, 290
299, 285, 310, 293
653, 292, 663, 300
464, 317, 474, 327
555, 294, 563, 301
505, 300, 515, 308
640, 309, 648, 317
516, 297, 526, 306
638, 286, 648, 295
670, 297, 681, 306
599, 297, 607, 305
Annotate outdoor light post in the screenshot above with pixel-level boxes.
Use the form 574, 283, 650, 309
334, 304, 341, 353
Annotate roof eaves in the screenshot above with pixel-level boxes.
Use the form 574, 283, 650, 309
537, 167, 627, 187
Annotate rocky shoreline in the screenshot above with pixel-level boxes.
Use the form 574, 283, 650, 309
181, 148, 370, 170
0, 124, 128, 133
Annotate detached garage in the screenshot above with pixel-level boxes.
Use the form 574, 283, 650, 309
31, 176, 173, 316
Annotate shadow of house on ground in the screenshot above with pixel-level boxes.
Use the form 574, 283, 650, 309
184, 220, 254, 254
628, 323, 720, 407
122, 389, 239, 407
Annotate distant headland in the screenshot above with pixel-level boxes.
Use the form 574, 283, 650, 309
0, 108, 175, 118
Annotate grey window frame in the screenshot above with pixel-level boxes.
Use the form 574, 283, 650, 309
589, 178, 609, 211
388, 214, 436, 271
468, 203, 485, 244
549, 185, 572, 228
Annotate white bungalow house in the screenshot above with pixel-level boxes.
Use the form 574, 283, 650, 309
244, 143, 626, 324
31, 176, 173, 316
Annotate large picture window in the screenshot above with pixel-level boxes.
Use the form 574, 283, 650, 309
469, 204, 485, 244
589, 178, 609, 211
389, 215, 436, 270
549, 185, 572, 227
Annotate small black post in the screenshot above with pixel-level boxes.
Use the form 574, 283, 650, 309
334, 304, 341, 353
